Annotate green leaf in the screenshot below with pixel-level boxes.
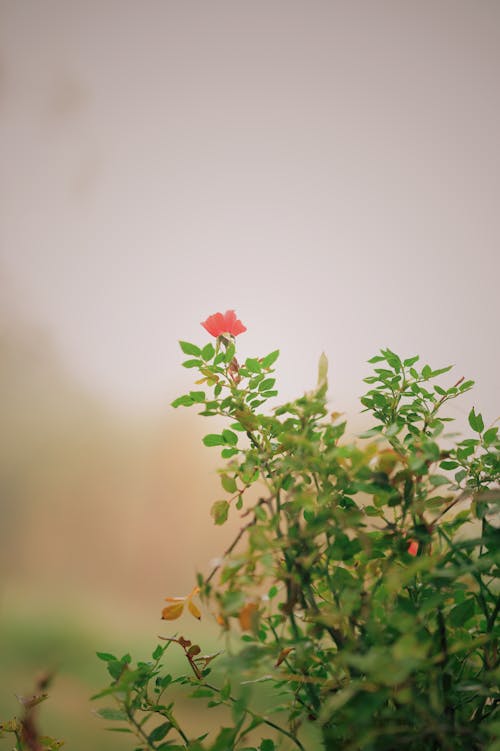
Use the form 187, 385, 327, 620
96, 652, 117, 662
449, 598, 476, 627
203, 434, 225, 447
468, 408, 484, 433
182, 358, 203, 369
189, 391, 206, 403
440, 460, 459, 470
211, 500, 229, 525
430, 365, 453, 377
152, 644, 164, 660
221, 448, 239, 458
403, 355, 419, 367
179, 341, 201, 356
459, 379, 475, 391
261, 350, 280, 368
221, 474, 237, 493
222, 429, 238, 446
260, 741, 276, 751
259, 378, 275, 392
149, 722, 173, 742
96, 707, 128, 721
202, 342, 215, 361
483, 427, 498, 446
224, 342, 236, 363
171, 395, 194, 408
245, 358, 261, 373
107, 660, 125, 680
428, 474, 450, 487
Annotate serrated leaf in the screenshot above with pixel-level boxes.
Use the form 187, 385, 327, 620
179, 341, 201, 356
245, 358, 261, 373
182, 358, 203, 368
202, 342, 215, 361
258, 377, 275, 392
261, 349, 280, 368
96, 651, 118, 662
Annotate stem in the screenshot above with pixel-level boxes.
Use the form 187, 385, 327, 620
125, 707, 159, 751
202, 681, 306, 751
205, 518, 256, 585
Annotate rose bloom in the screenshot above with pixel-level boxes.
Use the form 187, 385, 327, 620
407, 540, 419, 557
201, 310, 247, 338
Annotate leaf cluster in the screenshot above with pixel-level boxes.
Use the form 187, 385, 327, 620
95, 339, 499, 750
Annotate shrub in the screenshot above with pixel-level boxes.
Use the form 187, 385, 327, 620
5, 311, 498, 750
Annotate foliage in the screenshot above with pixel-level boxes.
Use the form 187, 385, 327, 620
8, 318, 496, 750
92, 330, 499, 750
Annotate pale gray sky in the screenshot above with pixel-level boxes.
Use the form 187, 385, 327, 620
1, 1, 499, 422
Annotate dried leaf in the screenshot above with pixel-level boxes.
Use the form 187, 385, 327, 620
161, 601, 185, 620
238, 602, 259, 632
188, 599, 201, 620
275, 647, 294, 667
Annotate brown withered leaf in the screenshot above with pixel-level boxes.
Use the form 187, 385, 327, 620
161, 601, 185, 620
238, 602, 259, 632
275, 647, 294, 667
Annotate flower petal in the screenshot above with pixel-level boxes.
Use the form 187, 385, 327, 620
407, 540, 419, 556
201, 310, 247, 337
201, 312, 225, 337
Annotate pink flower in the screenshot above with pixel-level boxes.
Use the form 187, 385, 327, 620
407, 540, 419, 557
201, 310, 247, 338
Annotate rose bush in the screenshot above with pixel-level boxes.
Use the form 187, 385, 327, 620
2, 312, 499, 751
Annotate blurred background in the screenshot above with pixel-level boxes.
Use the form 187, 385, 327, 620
1, 1, 499, 748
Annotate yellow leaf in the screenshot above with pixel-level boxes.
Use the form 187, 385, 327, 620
161, 601, 184, 620
187, 599, 201, 620
238, 602, 259, 632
